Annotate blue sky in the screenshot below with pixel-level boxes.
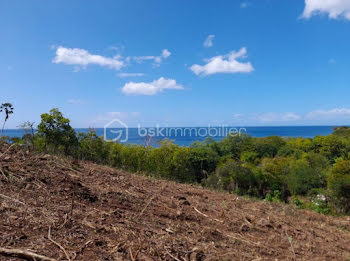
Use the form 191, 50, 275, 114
1, 0, 350, 128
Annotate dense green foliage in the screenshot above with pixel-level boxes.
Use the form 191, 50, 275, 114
327, 160, 350, 213
37, 108, 79, 155
15, 109, 350, 214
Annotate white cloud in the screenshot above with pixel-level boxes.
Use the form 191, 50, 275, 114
302, 0, 350, 20
53, 46, 124, 70
231, 112, 302, 124
232, 108, 350, 125
92, 111, 140, 126
108, 45, 125, 52
162, 49, 171, 58
190, 47, 254, 76
256, 112, 301, 123
233, 113, 244, 120
134, 56, 156, 62
240, 2, 250, 8
306, 108, 350, 120
68, 99, 86, 105
117, 73, 146, 78
104, 111, 140, 119
122, 77, 183, 95
203, 35, 215, 48
133, 49, 171, 66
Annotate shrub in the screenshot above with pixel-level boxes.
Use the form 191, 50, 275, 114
311, 135, 346, 162
240, 151, 259, 164
265, 190, 282, 202
16, 107, 350, 215
217, 134, 254, 159
327, 159, 350, 213
37, 108, 78, 155
310, 201, 331, 215
261, 157, 290, 200
332, 126, 350, 138
292, 196, 304, 208
78, 130, 111, 164
109, 142, 124, 168
188, 146, 219, 182
254, 136, 286, 158
285, 137, 312, 152
287, 158, 323, 195
215, 160, 256, 195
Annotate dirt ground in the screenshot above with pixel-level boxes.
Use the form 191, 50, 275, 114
0, 143, 350, 261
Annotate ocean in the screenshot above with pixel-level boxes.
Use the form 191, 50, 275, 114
3, 126, 337, 147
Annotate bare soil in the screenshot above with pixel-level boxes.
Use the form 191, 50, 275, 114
0, 143, 350, 260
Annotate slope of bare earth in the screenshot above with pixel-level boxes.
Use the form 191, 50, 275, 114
0, 143, 350, 261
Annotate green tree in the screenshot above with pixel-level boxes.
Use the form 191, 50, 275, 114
261, 157, 290, 200
78, 129, 111, 164
37, 108, 78, 155
215, 160, 256, 195
327, 159, 350, 213
217, 134, 254, 160
254, 136, 286, 158
311, 135, 346, 161
286, 137, 313, 152
188, 146, 219, 182
332, 126, 350, 138
0, 103, 14, 135
287, 158, 323, 195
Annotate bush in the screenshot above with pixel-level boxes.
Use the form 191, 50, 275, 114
311, 135, 346, 162
292, 196, 304, 208
188, 146, 219, 182
287, 158, 323, 196
217, 134, 254, 159
310, 200, 331, 215
37, 108, 78, 155
214, 160, 256, 195
265, 190, 283, 202
332, 126, 350, 138
261, 157, 290, 200
78, 130, 111, 164
285, 137, 312, 152
18, 108, 350, 215
254, 136, 286, 158
109, 142, 124, 168
241, 151, 259, 164
327, 160, 350, 213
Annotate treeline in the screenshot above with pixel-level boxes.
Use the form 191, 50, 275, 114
9, 108, 350, 215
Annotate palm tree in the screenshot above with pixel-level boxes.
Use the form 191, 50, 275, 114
0, 103, 14, 135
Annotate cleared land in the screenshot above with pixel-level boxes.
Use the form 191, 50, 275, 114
0, 144, 350, 260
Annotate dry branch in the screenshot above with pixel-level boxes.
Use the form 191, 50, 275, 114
0, 247, 56, 261
0, 193, 25, 205
165, 249, 181, 261
0, 143, 17, 158
193, 207, 223, 223
138, 195, 155, 220
48, 226, 71, 261
285, 230, 296, 260
0, 168, 8, 180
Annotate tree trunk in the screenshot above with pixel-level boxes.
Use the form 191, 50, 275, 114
1, 119, 6, 136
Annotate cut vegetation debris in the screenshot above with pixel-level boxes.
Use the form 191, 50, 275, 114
0, 144, 350, 260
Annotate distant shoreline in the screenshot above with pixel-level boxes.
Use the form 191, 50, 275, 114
2, 126, 340, 147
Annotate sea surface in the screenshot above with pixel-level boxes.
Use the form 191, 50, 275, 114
3, 126, 337, 147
